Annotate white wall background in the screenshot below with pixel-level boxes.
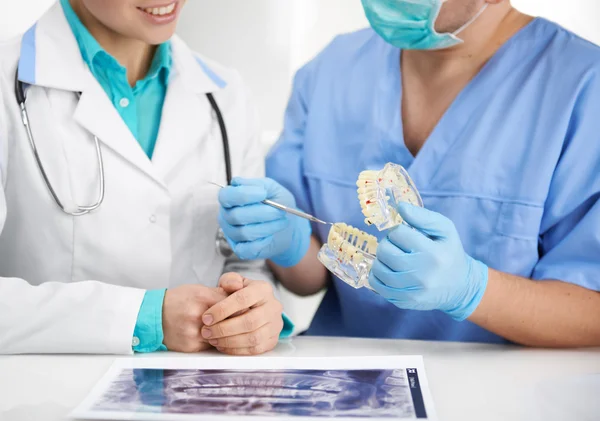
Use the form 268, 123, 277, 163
1, 0, 600, 332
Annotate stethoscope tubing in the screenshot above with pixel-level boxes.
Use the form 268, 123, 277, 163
16, 71, 235, 257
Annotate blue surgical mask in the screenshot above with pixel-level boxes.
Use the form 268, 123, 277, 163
361, 0, 488, 50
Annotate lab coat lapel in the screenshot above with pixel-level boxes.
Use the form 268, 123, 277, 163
151, 71, 212, 182
73, 81, 162, 186
151, 36, 228, 182
17, 2, 88, 92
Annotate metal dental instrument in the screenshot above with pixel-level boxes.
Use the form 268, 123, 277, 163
207, 181, 332, 225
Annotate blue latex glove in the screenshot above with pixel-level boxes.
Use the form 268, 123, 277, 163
368, 203, 489, 321
218, 177, 311, 267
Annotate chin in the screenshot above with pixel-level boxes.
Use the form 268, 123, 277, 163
140, 28, 177, 45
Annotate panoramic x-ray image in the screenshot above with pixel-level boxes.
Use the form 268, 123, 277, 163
92, 368, 420, 418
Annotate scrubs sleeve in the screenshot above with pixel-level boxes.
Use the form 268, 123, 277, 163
265, 61, 317, 216
532, 73, 600, 292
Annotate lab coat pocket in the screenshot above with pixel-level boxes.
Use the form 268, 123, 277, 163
192, 186, 224, 286
487, 202, 543, 277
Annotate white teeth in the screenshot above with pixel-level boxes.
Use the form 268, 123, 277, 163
142, 3, 176, 16
357, 171, 386, 226
327, 223, 377, 264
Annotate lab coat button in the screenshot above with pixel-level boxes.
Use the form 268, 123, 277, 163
119, 98, 130, 108
132, 336, 140, 347
149, 215, 157, 223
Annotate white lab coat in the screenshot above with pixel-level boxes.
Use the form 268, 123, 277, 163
0, 3, 275, 354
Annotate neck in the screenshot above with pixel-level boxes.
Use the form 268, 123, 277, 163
70, 0, 156, 86
402, 3, 533, 81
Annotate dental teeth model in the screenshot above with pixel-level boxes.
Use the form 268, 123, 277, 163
317, 223, 378, 290
318, 163, 423, 290
357, 163, 423, 231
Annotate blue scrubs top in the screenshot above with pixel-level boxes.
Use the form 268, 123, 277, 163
266, 18, 600, 344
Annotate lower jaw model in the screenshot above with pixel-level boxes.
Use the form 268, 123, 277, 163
318, 163, 423, 290
317, 223, 378, 290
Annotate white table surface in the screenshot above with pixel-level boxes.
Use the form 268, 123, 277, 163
0, 336, 598, 421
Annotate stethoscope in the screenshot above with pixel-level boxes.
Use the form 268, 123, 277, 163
15, 71, 235, 257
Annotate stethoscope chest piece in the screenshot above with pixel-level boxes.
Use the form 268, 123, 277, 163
215, 228, 234, 258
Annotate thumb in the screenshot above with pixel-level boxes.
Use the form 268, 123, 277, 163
218, 272, 246, 294
397, 202, 453, 238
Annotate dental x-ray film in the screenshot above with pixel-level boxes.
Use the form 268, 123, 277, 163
70, 356, 436, 420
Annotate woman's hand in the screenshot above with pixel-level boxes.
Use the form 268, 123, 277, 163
201, 273, 284, 355
162, 284, 229, 353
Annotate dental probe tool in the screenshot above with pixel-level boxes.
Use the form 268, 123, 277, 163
207, 181, 332, 225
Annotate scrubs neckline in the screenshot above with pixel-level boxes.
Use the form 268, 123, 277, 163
375, 17, 544, 191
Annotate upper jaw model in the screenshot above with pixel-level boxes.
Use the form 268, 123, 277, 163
357, 163, 423, 231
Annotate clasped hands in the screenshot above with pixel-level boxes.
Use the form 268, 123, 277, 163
162, 273, 284, 355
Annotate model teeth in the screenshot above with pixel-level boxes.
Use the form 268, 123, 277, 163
327, 223, 377, 264
357, 171, 387, 227
356, 164, 422, 230
143, 3, 175, 15
318, 163, 423, 290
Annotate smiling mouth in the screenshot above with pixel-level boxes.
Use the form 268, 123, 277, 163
138, 2, 176, 17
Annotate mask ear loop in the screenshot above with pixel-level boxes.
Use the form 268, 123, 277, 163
430, 1, 489, 46
453, 3, 489, 36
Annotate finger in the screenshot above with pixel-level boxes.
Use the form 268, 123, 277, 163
220, 219, 289, 243
215, 336, 278, 356
231, 237, 276, 260
232, 177, 295, 205
219, 276, 256, 316
386, 224, 432, 253
231, 177, 270, 188
198, 287, 231, 307
219, 185, 267, 208
397, 203, 454, 238
376, 238, 425, 273
368, 271, 420, 302
370, 260, 420, 290
220, 204, 285, 226
231, 177, 279, 196
208, 323, 273, 349
218, 272, 246, 293
202, 282, 270, 326
202, 304, 270, 339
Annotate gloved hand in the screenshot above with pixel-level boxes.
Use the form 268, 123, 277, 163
368, 203, 489, 321
218, 177, 311, 267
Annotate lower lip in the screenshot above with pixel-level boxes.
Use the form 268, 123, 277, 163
137, 3, 179, 25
